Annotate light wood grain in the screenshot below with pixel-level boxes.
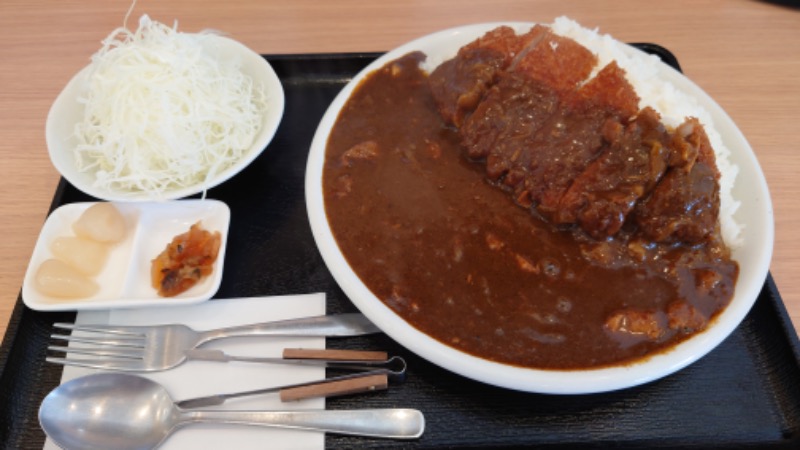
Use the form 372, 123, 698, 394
1, 0, 799, 343
279, 374, 389, 402
283, 348, 389, 361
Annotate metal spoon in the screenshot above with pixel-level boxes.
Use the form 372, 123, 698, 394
39, 373, 424, 450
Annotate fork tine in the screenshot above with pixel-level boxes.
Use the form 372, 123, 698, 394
45, 357, 151, 372
53, 323, 146, 337
47, 345, 144, 359
50, 333, 145, 348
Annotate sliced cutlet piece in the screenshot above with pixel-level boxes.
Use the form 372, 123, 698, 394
491, 30, 603, 208
569, 61, 640, 119
503, 100, 611, 210
461, 71, 560, 172
634, 118, 722, 244
428, 25, 546, 127
510, 28, 598, 93
460, 27, 599, 193
554, 107, 671, 239
461, 24, 545, 61
503, 61, 637, 214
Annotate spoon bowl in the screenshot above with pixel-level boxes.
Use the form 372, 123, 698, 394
39, 373, 424, 450
40, 374, 174, 450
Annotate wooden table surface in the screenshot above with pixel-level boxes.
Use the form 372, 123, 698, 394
1, 0, 798, 342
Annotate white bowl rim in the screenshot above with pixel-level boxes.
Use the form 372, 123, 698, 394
46, 34, 285, 202
305, 22, 774, 394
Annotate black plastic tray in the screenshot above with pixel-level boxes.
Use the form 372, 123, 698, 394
2, 46, 800, 449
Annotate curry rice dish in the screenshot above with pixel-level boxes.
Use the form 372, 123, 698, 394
323, 22, 739, 370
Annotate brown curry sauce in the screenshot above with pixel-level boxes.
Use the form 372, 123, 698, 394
322, 51, 738, 370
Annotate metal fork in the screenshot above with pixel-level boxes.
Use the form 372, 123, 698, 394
46, 313, 380, 372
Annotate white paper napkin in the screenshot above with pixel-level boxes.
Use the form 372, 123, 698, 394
44, 293, 327, 450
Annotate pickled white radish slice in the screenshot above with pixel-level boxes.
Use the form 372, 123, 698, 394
72, 202, 126, 243
35, 259, 99, 298
50, 236, 109, 275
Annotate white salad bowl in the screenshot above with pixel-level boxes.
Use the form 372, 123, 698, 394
46, 34, 284, 202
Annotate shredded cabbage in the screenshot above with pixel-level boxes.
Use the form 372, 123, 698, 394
73, 15, 267, 198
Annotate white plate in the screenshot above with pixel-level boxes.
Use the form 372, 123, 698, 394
46, 34, 285, 202
23, 200, 230, 311
306, 23, 774, 394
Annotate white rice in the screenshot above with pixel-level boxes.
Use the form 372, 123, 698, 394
550, 17, 742, 248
